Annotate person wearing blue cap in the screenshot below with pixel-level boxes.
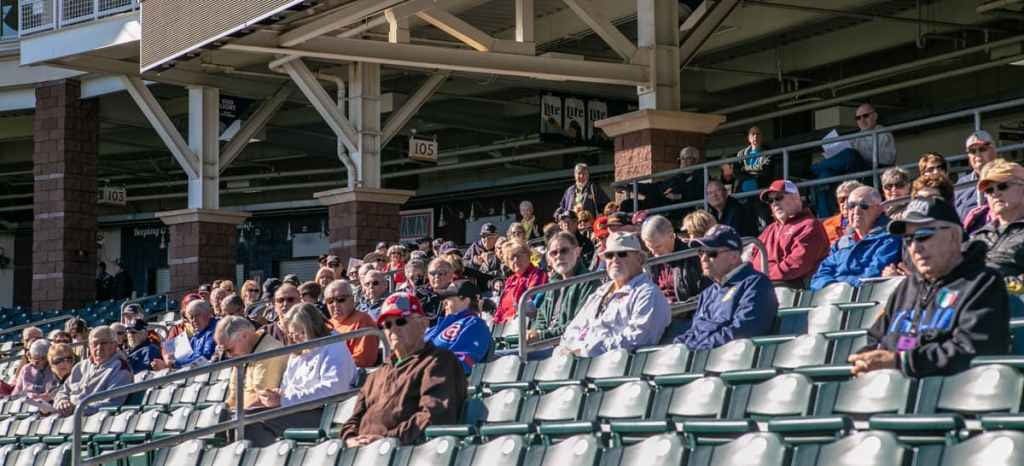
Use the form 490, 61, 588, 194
424, 280, 492, 374
675, 225, 778, 351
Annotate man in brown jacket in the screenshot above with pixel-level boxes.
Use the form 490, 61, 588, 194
341, 292, 466, 447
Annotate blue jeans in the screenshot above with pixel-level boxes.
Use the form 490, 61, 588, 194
811, 148, 867, 217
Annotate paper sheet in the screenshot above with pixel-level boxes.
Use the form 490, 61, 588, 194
821, 129, 853, 159
172, 332, 193, 360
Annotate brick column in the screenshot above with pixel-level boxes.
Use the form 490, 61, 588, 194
156, 209, 250, 298
32, 79, 99, 311
595, 110, 726, 182
314, 188, 415, 266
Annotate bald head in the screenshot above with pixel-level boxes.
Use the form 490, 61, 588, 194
855, 103, 878, 130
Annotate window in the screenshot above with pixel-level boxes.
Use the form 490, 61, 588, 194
0, 0, 17, 40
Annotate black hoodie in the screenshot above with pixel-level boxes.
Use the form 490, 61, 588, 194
862, 241, 1009, 377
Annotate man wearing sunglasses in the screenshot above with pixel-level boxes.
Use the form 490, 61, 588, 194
810, 187, 902, 291
749, 180, 830, 289
324, 280, 379, 368
955, 130, 1000, 224
675, 225, 777, 350
529, 232, 598, 342
559, 232, 671, 357
850, 197, 1008, 378
341, 292, 465, 447
357, 270, 389, 320
970, 159, 1024, 282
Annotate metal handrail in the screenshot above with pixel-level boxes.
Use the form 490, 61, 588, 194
72, 327, 388, 466
515, 237, 769, 357
609, 96, 1024, 213
0, 314, 74, 341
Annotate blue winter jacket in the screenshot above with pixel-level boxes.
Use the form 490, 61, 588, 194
127, 342, 161, 373
424, 308, 492, 374
809, 217, 901, 291
675, 263, 778, 351
173, 318, 218, 368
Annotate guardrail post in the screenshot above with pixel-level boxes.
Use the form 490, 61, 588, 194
631, 181, 639, 213
974, 111, 982, 131
872, 133, 879, 189
72, 402, 84, 466
234, 362, 246, 441
702, 167, 709, 210
782, 149, 789, 180
93, 0, 98, 20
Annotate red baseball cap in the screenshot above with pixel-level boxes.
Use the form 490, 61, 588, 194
376, 292, 425, 326
760, 179, 799, 202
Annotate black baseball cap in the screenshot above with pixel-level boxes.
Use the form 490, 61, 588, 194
480, 223, 499, 236
128, 320, 148, 333
888, 197, 962, 235
555, 208, 577, 221
688, 224, 743, 251
436, 280, 481, 299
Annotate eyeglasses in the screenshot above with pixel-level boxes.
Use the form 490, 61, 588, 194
325, 296, 352, 305
698, 249, 720, 259
602, 251, 629, 261
244, 289, 259, 294
275, 296, 299, 304
379, 317, 409, 330
855, 111, 875, 121
50, 357, 74, 365
968, 143, 992, 155
882, 182, 907, 191
845, 201, 873, 211
327, 262, 340, 267
115, 331, 127, 336
427, 270, 450, 277
922, 165, 945, 174
548, 247, 573, 257
903, 226, 954, 246
91, 340, 115, 346
983, 182, 1019, 196
765, 194, 786, 204
364, 280, 381, 287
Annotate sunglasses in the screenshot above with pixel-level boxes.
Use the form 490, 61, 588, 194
244, 289, 259, 294
325, 296, 352, 305
882, 182, 907, 190
845, 201, 873, 211
765, 194, 786, 204
602, 251, 630, 261
379, 317, 409, 330
364, 280, 381, 287
983, 182, 1019, 196
902, 226, 953, 246
698, 249, 720, 259
50, 357, 74, 365
968, 144, 992, 155
275, 297, 298, 304
327, 262, 341, 267
427, 270, 450, 277
548, 247, 573, 257
854, 112, 874, 121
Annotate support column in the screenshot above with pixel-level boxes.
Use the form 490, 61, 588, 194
595, 110, 725, 181
157, 210, 249, 298
187, 86, 220, 209
31, 79, 98, 311
637, 0, 680, 110
315, 188, 414, 265
349, 62, 382, 188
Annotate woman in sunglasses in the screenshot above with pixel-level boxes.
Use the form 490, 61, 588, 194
969, 159, 1024, 289
47, 343, 76, 386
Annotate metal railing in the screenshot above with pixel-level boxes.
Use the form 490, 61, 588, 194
611, 97, 1024, 214
71, 327, 388, 466
18, 0, 136, 35
515, 237, 769, 358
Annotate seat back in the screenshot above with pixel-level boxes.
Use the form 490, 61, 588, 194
597, 381, 653, 421
615, 433, 685, 466
774, 287, 800, 308
805, 283, 855, 307
204, 382, 229, 403
248, 440, 294, 466
41, 443, 71, 466
829, 369, 913, 417
806, 305, 844, 335
584, 349, 631, 380
13, 444, 46, 466
637, 344, 690, 378
702, 339, 756, 374
200, 440, 248, 466
403, 436, 458, 466
480, 356, 522, 386
708, 433, 787, 466
940, 430, 1024, 466
935, 365, 1024, 414
533, 386, 585, 422
332, 395, 359, 425
464, 435, 526, 466
814, 431, 908, 466
846, 278, 905, 330
477, 389, 523, 424
743, 374, 814, 418
291, 440, 342, 466
351, 438, 398, 466
535, 434, 600, 466
531, 351, 575, 383
664, 377, 728, 419
770, 334, 830, 369
157, 439, 207, 466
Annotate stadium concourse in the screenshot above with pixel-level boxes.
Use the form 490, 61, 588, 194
4, 0, 1024, 465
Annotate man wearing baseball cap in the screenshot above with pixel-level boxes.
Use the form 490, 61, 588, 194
675, 225, 777, 350
850, 197, 1008, 378
556, 208, 595, 265
955, 130, 1000, 222
559, 232, 671, 357
341, 292, 466, 447
464, 222, 501, 277
970, 159, 1024, 280
424, 280, 492, 374
749, 179, 829, 288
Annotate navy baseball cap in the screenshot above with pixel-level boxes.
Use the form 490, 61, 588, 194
688, 224, 743, 251
888, 197, 962, 235
480, 223, 498, 236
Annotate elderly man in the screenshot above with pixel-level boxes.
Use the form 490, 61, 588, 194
53, 326, 132, 416
556, 209, 596, 262
528, 232, 597, 342
560, 163, 610, 217
341, 293, 466, 447
676, 225, 777, 350
358, 270, 389, 320
221, 294, 245, 317
850, 197, 1008, 377
641, 214, 704, 303
706, 179, 760, 237
215, 316, 289, 410
262, 284, 300, 344
822, 181, 865, 245
958, 131, 1001, 234
812, 103, 896, 216
810, 186, 901, 291
970, 159, 1024, 280
420, 258, 456, 322
464, 223, 502, 276
125, 321, 160, 373
660, 147, 705, 205
159, 300, 218, 369
749, 180, 830, 288
559, 232, 671, 357
325, 280, 380, 368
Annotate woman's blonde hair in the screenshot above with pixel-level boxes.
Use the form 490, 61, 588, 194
286, 303, 331, 341
682, 210, 718, 238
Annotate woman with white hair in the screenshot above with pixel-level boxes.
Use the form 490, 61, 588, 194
11, 339, 59, 401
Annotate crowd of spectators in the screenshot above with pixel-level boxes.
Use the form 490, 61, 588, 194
1, 117, 1022, 451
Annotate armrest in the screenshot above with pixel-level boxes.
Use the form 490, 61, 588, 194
970, 356, 1024, 369
536, 421, 597, 436
478, 422, 532, 437
868, 414, 964, 433
592, 376, 643, 389
682, 420, 756, 436
767, 416, 852, 435
792, 365, 854, 381
609, 420, 675, 435
834, 302, 878, 311
424, 425, 475, 439
980, 415, 1024, 431
719, 369, 779, 384
751, 335, 799, 346
652, 373, 705, 387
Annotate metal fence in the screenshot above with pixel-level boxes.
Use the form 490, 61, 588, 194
18, 0, 136, 35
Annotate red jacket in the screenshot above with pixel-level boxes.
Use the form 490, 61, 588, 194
750, 209, 829, 284
495, 265, 547, 323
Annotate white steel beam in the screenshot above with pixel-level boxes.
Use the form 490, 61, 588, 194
279, 0, 406, 47
219, 86, 292, 173
222, 37, 648, 86
385, 11, 411, 43
416, 8, 535, 54
349, 62, 383, 188
637, 0, 680, 110
118, 76, 199, 179
381, 71, 450, 147
515, 0, 534, 43
678, 0, 740, 66
279, 59, 360, 155
561, 0, 639, 61
188, 86, 221, 209
384, 0, 462, 20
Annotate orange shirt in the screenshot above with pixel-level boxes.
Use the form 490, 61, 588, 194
330, 311, 381, 368
822, 214, 846, 245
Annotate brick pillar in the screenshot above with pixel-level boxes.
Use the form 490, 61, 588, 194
156, 209, 250, 298
595, 109, 726, 182
314, 188, 415, 266
32, 79, 99, 311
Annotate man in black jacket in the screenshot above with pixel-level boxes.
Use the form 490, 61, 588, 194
705, 179, 764, 237
850, 197, 1008, 378
969, 159, 1024, 281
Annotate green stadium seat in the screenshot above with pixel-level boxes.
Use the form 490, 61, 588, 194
154, 439, 207, 466
9, 443, 48, 466
789, 430, 910, 466
815, 369, 913, 420
939, 430, 1024, 466
522, 433, 600, 466
525, 351, 577, 391
725, 372, 815, 421
602, 432, 686, 465
282, 394, 359, 443
337, 437, 396, 466
245, 440, 294, 466
776, 305, 844, 335
842, 278, 905, 330
475, 385, 586, 438
453, 435, 527, 466
426, 388, 525, 439
540, 381, 654, 438
287, 439, 343, 466
469, 355, 523, 393
753, 334, 831, 370
693, 339, 757, 374
391, 436, 459, 466
688, 432, 787, 466
774, 287, 800, 308
800, 283, 856, 308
